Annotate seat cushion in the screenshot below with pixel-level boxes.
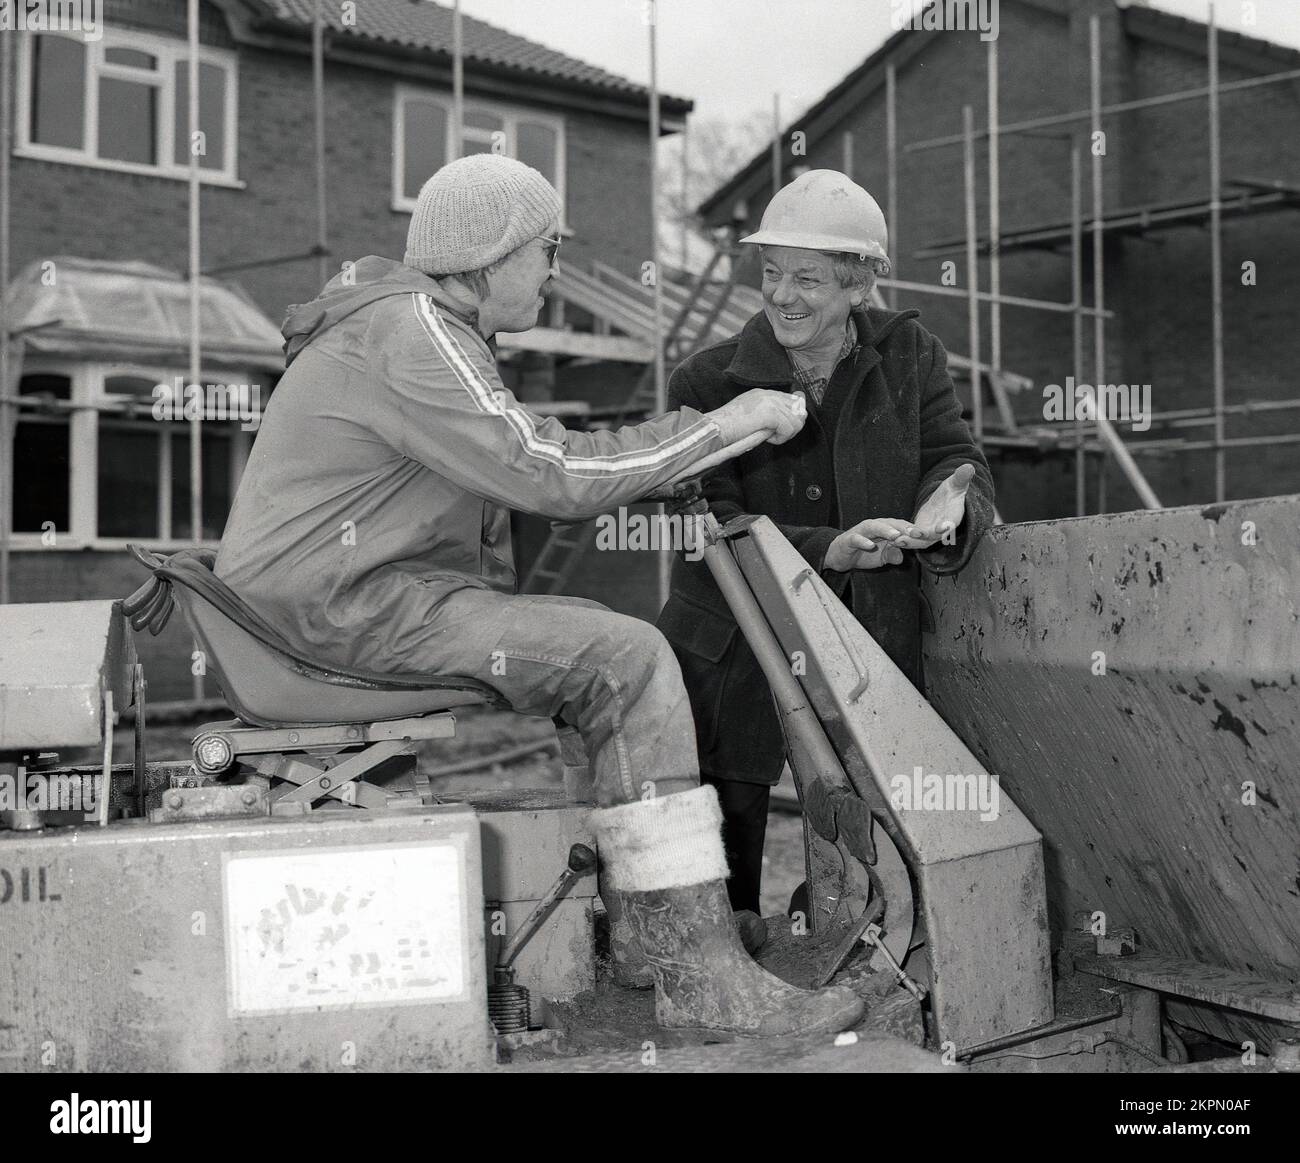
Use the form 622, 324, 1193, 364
185, 595, 491, 727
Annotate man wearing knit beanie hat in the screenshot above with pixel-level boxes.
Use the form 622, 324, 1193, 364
404, 154, 562, 277
216, 153, 863, 1038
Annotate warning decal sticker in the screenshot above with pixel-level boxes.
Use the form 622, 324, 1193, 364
223, 841, 467, 1015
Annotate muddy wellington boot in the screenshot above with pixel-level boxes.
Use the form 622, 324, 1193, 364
602, 886, 766, 989
599, 876, 655, 990
733, 910, 770, 955
590, 786, 864, 1037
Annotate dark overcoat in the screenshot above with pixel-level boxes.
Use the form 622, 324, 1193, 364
655, 303, 996, 785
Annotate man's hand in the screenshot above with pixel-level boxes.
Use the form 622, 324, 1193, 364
893, 463, 975, 550
824, 518, 911, 572
709, 389, 806, 447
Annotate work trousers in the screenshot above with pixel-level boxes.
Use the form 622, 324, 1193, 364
418, 588, 700, 806
702, 774, 771, 914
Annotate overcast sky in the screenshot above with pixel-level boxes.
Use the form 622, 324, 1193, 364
455, 0, 1300, 124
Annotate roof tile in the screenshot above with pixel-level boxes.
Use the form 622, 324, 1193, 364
267, 0, 676, 101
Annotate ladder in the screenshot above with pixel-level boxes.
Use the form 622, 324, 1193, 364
521, 243, 746, 595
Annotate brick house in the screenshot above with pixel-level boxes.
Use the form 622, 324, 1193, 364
698, 0, 1300, 521
3, 0, 691, 698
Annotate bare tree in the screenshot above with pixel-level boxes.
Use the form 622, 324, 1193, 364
659, 111, 773, 272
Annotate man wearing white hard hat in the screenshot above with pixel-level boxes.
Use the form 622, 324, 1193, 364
658, 169, 996, 915
216, 154, 865, 1037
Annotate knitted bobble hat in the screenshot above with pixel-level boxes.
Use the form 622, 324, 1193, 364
403, 153, 563, 275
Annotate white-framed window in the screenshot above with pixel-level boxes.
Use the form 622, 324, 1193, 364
393, 87, 565, 221
8, 360, 256, 550
14, 28, 240, 184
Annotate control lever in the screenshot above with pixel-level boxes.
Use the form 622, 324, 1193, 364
488, 843, 598, 1034
496, 843, 597, 972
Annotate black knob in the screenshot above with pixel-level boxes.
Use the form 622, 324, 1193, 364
567, 843, 598, 876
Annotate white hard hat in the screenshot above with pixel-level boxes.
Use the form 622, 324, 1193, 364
741, 169, 891, 272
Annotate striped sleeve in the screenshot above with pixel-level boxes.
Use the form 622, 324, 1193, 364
369, 293, 724, 520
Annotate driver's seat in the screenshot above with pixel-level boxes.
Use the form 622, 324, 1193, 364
124, 545, 503, 811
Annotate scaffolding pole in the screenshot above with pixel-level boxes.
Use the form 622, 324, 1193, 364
312, 0, 328, 288
1071, 146, 1086, 517
187, 1, 202, 549
188, 0, 204, 699
1124, 432, 1300, 454
1208, 3, 1226, 501
878, 276, 1113, 318
904, 64, 1300, 152
451, 0, 464, 160
886, 61, 898, 306
1089, 16, 1107, 509
1148, 398, 1300, 426
771, 92, 781, 199
649, 2, 668, 607
993, 428, 1300, 455
681, 116, 690, 270
0, 31, 12, 604
1088, 14, 1158, 511
649, 11, 664, 415
963, 106, 982, 443
988, 39, 1008, 428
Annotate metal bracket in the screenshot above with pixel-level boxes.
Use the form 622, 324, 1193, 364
1074, 952, 1300, 1025
149, 782, 269, 823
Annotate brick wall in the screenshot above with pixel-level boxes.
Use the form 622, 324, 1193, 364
9, 3, 657, 323
1110, 30, 1300, 511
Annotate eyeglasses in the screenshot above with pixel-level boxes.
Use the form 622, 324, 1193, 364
536, 234, 563, 267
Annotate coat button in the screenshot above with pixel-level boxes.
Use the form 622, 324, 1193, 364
806, 484, 823, 501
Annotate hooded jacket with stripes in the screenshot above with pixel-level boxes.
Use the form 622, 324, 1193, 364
215, 256, 722, 673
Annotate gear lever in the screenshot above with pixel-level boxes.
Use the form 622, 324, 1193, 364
488, 843, 598, 1034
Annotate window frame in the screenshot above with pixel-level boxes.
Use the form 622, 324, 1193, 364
392, 86, 566, 223
14, 28, 241, 186
7, 358, 254, 552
